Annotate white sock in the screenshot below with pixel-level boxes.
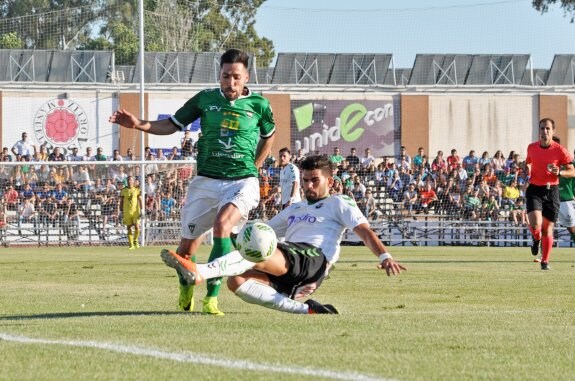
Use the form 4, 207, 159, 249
234, 279, 309, 314
197, 250, 255, 279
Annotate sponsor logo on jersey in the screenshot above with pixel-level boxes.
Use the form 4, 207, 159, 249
314, 202, 324, 209
188, 223, 196, 234
287, 213, 317, 226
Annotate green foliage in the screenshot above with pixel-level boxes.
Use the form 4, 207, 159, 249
533, 0, 575, 22
0, 0, 274, 66
0, 32, 22, 48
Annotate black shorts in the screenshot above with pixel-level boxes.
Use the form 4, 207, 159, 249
268, 242, 328, 299
526, 184, 560, 223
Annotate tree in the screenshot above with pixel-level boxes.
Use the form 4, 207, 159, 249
0, 32, 23, 49
0, 0, 275, 67
533, 0, 575, 22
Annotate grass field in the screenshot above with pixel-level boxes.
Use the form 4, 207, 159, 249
1, 245, 575, 381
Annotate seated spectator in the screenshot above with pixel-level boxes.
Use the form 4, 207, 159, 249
478, 151, 491, 167
95, 147, 107, 161
159, 191, 177, 220
446, 149, 460, 172
417, 182, 438, 214
2, 147, 13, 162
330, 176, 343, 195
168, 146, 182, 160
447, 185, 463, 216
462, 188, 481, 220
48, 147, 66, 161
361, 188, 379, 220
412, 147, 425, 169
20, 183, 35, 200
17, 198, 36, 234
110, 149, 124, 161
361, 148, 376, 173
67, 147, 83, 161
125, 148, 136, 161
501, 180, 520, 209
491, 150, 506, 175
4, 185, 19, 210
510, 197, 527, 225
398, 146, 412, 167
462, 150, 479, 172
39, 195, 60, 227
403, 184, 419, 217
351, 181, 366, 202
431, 150, 446, 172
482, 194, 500, 221
329, 147, 344, 165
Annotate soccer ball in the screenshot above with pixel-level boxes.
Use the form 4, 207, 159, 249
235, 222, 278, 263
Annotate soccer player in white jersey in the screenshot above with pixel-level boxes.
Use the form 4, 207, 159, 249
110, 48, 276, 315
162, 155, 406, 314
278, 147, 301, 209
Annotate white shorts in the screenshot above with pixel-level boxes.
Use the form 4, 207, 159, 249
558, 200, 575, 228
180, 176, 260, 239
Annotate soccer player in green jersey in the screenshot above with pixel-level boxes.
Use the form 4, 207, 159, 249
109, 49, 276, 314
553, 137, 575, 246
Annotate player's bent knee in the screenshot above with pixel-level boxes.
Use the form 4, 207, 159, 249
227, 275, 244, 293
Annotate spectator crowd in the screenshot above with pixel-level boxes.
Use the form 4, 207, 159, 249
0, 131, 532, 240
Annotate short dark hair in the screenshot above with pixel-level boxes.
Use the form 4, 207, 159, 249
539, 117, 555, 129
300, 155, 333, 176
220, 48, 249, 69
279, 147, 291, 155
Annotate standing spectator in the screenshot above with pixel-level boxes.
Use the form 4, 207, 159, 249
446, 149, 460, 172
482, 194, 500, 221
36, 145, 49, 161
159, 191, 177, 221
12, 132, 34, 160
62, 198, 80, 240
346, 147, 360, 170
362, 189, 379, 220
180, 130, 194, 158
329, 147, 344, 165
120, 176, 143, 250
447, 185, 463, 216
278, 148, 301, 209
525, 118, 575, 270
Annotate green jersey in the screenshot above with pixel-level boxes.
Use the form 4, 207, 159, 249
559, 175, 575, 202
171, 88, 275, 179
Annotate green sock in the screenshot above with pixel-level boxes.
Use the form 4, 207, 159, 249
570, 232, 575, 244
206, 237, 232, 297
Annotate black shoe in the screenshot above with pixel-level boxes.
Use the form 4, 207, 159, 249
531, 239, 541, 256
541, 262, 550, 270
305, 299, 339, 314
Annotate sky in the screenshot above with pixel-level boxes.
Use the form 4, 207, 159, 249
254, 0, 574, 69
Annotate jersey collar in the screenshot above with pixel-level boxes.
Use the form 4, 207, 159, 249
219, 87, 251, 105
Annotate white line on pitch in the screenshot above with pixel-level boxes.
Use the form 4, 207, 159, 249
0, 332, 395, 381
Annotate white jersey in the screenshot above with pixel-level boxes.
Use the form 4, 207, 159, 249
267, 194, 367, 265
279, 163, 301, 205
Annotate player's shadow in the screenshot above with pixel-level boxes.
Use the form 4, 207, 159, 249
0, 311, 204, 321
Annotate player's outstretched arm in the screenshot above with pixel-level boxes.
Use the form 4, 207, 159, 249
352, 223, 406, 276
109, 108, 179, 135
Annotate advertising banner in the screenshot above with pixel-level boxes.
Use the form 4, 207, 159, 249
291, 97, 398, 158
